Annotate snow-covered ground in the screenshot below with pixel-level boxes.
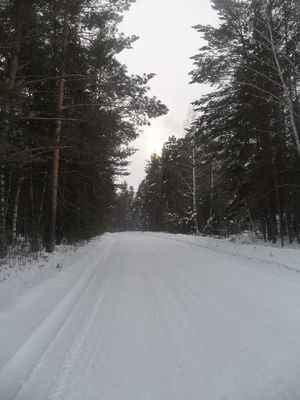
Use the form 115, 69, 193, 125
0, 232, 300, 400
144, 231, 300, 273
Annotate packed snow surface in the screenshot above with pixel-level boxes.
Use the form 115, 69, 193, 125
0, 232, 300, 400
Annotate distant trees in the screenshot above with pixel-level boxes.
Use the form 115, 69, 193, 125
0, 0, 167, 256
133, 154, 164, 231
134, 0, 300, 245
133, 135, 230, 236
110, 182, 135, 232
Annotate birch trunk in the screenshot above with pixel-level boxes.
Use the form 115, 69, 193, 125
192, 141, 199, 235
210, 161, 214, 220
29, 165, 39, 251
37, 172, 47, 234
265, 3, 300, 156
11, 175, 23, 244
0, 167, 6, 257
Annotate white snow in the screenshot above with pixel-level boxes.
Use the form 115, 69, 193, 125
143, 231, 300, 273
0, 232, 300, 400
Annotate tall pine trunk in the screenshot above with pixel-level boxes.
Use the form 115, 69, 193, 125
8, 4, 21, 89
47, 4, 69, 252
0, 1, 22, 257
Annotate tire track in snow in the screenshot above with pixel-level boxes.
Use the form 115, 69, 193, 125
46, 261, 116, 400
152, 244, 300, 398
2, 233, 300, 400
0, 238, 114, 400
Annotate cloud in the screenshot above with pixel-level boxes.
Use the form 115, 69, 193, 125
118, 0, 219, 189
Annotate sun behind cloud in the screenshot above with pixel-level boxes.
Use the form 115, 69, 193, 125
146, 136, 164, 156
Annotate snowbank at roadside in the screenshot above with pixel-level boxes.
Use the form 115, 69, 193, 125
143, 231, 300, 273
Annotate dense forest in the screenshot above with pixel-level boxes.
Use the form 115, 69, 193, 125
117, 0, 300, 246
0, 0, 167, 257
1, 0, 300, 257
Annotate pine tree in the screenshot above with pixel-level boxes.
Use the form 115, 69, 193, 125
0, 0, 168, 256
189, 0, 300, 244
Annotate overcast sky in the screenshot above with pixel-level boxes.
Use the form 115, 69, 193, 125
118, 0, 219, 189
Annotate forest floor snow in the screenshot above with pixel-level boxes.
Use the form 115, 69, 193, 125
0, 232, 300, 400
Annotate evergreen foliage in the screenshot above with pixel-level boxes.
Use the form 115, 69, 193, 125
134, 0, 300, 245
0, 0, 167, 256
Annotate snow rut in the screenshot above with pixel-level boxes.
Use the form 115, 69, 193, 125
1, 233, 300, 400
47, 263, 116, 400
0, 238, 113, 400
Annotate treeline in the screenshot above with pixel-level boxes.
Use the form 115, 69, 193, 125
0, 0, 167, 256
123, 0, 300, 246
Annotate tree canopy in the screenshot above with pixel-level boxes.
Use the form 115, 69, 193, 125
0, 0, 168, 256
133, 0, 300, 246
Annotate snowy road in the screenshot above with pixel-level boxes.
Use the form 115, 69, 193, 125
1, 233, 300, 400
